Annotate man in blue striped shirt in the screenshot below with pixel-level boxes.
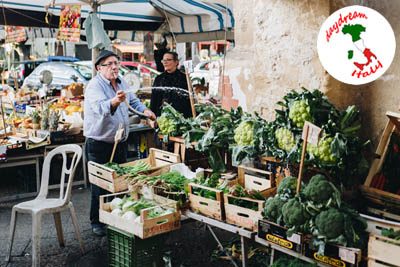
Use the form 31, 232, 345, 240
84, 50, 155, 236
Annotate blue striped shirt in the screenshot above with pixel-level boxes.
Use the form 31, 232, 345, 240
83, 74, 146, 143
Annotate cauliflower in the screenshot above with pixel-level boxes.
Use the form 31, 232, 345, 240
277, 176, 298, 197
282, 198, 310, 228
314, 208, 345, 240
234, 121, 254, 146
275, 127, 296, 152
263, 195, 286, 223
316, 136, 337, 164
157, 115, 177, 135
288, 100, 312, 128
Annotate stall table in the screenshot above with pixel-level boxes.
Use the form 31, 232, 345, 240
0, 152, 42, 202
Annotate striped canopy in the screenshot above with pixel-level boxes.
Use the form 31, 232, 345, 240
0, 0, 234, 40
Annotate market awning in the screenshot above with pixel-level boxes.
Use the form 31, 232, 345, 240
0, 0, 164, 31
150, 0, 234, 41
0, 1, 234, 42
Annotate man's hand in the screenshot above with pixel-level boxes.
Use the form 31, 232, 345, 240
143, 109, 156, 121
111, 90, 126, 109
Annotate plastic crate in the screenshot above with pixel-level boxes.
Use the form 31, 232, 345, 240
107, 226, 165, 267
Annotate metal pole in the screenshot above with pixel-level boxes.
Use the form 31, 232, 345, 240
206, 225, 239, 267
241, 236, 248, 267
91, 1, 99, 77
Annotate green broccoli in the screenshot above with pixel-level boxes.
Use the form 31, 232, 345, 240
314, 208, 345, 240
303, 174, 341, 209
282, 198, 310, 228
263, 195, 286, 223
277, 176, 298, 197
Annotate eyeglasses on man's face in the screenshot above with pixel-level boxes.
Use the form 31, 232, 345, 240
100, 61, 120, 68
161, 58, 175, 63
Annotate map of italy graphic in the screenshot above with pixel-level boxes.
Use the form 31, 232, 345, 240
342, 24, 382, 77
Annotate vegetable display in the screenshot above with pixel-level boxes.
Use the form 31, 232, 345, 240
157, 103, 190, 136
104, 161, 150, 177
157, 88, 368, 186
128, 171, 188, 194
109, 195, 175, 222
262, 174, 367, 254
234, 121, 254, 146
265, 88, 368, 186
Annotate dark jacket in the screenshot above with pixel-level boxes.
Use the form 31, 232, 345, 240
150, 70, 192, 118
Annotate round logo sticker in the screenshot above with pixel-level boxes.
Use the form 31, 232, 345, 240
317, 5, 396, 85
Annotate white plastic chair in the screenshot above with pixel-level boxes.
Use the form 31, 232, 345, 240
5, 144, 85, 267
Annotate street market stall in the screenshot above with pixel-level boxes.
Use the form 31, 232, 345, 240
1, 1, 400, 267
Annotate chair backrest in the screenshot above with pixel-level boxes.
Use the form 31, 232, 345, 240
38, 144, 82, 203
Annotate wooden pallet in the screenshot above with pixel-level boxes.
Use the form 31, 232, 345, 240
99, 191, 181, 239
88, 148, 181, 193
361, 112, 400, 210
188, 183, 225, 221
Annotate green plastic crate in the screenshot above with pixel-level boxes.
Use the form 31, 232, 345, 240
107, 226, 166, 267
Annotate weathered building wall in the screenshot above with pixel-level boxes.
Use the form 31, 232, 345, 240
225, 0, 400, 145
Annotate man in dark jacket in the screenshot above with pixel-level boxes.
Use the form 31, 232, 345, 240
150, 51, 192, 118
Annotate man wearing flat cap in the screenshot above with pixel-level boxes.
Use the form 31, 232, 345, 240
84, 50, 155, 236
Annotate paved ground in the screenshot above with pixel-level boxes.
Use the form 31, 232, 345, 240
0, 187, 237, 267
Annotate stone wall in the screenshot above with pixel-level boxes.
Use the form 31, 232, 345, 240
225, 0, 400, 145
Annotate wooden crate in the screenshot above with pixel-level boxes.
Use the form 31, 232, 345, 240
238, 165, 276, 192
224, 195, 264, 231
224, 166, 277, 230
188, 183, 225, 221
362, 214, 400, 266
362, 213, 400, 236
127, 165, 188, 205
88, 148, 181, 193
99, 191, 181, 239
368, 235, 400, 267
361, 112, 400, 209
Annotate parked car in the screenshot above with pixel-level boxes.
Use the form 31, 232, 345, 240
74, 60, 133, 78
7, 60, 47, 87
22, 62, 91, 90
190, 61, 211, 85
47, 56, 80, 62
121, 61, 158, 75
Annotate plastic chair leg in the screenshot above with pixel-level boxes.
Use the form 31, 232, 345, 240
31, 214, 42, 267
53, 212, 65, 247
5, 208, 17, 263
69, 203, 85, 254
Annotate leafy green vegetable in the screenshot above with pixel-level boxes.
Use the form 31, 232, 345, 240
303, 174, 341, 214
157, 103, 190, 136
282, 198, 310, 233
129, 171, 188, 193
277, 176, 298, 198
381, 228, 400, 240
104, 161, 150, 177
263, 195, 286, 224
314, 208, 345, 240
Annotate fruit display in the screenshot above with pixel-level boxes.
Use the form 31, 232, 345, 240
65, 82, 84, 97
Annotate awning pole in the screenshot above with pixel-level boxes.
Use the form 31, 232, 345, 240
91, 1, 99, 77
